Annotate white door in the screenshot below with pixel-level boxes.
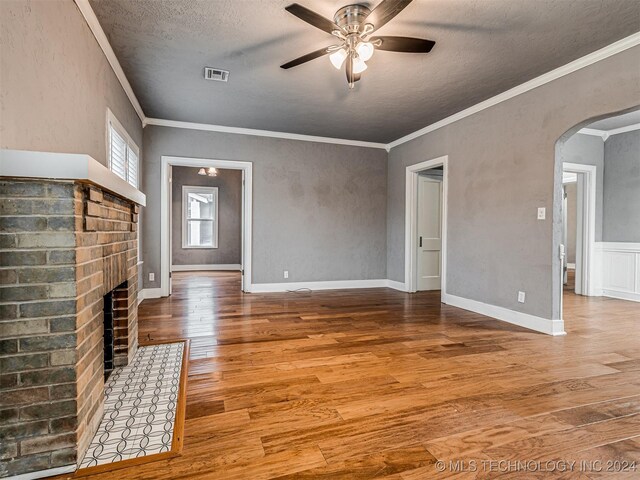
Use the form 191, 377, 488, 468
417, 176, 442, 291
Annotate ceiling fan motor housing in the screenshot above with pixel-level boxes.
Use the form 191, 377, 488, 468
334, 4, 371, 33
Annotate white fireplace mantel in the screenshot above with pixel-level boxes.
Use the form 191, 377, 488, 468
0, 149, 146, 206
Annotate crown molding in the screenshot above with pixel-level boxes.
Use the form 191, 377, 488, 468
578, 128, 609, 141
387, 32, 640, 150
578, 122, 640, 141
607, 122, 640, 137
144, 118, 388, 150
74, 0, 146, 122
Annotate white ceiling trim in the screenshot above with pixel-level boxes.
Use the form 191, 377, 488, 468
578, 122, 640, 141
578, 128, 609, 141
606, 123, 640, 137
74, 0, 146, 122
387, 32, 640, 150
144, 118, 388, 150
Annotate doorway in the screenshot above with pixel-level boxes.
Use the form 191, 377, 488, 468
405, 155, 448, 295
562, 171, 579, 293
160, 156, 253, 296
170, 167, 243, 274
560, 162, 596, 301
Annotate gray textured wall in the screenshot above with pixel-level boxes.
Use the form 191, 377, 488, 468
171, 166, 242, 266
0, 0, 142, 165
387, 45, 640, 320
558, 134, 605, 241
603, 130, 640, 242
142, 126, 388, 288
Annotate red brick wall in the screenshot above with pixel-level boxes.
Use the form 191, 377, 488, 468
0, 180, 139, 477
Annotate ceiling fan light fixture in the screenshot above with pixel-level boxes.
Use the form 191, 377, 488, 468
281, 1, 435, 88
199, 167, 218, 176
352, 55, 368, 74
329, 48, 348, 69
356, 41, 374, 62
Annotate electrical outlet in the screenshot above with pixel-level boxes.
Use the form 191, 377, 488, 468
537, 207, 546, 220
518, 291, 526, 303
283, 270, 289, 279
149, 272, 155, 282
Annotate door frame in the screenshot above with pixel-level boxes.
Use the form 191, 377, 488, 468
160, 155, 253, 296
562, 162, 596, 297
405, 155, 448, 294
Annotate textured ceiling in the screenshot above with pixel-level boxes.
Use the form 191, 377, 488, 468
89, 0, 640, 143
588, 110, 640, 131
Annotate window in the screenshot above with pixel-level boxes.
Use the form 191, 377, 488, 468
182, 186, 218, 248
107, 109, 139, 187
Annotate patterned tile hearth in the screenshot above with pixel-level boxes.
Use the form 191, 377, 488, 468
79, 342, 185, 469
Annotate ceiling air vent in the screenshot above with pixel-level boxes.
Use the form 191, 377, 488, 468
204, 67, 229, 82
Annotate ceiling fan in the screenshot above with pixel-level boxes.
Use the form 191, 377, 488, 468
280, 0, 435, 88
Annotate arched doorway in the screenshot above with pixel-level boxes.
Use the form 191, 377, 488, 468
553, 107, 640, 324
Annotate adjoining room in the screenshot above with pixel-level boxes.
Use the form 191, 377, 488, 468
169, 164, 244, 295
556, 109, 640, 322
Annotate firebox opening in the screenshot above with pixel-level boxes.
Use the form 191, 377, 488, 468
103, 280, 128, 380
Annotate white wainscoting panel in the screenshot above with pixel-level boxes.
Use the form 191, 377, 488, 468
599, 242, 640, 302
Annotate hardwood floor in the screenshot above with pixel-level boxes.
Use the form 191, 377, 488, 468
564, 269, 576, 292
83, 272, 639, 479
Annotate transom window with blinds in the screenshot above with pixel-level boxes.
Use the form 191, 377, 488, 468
107, 109, 139, 188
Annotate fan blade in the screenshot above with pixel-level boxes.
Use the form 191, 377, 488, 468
372, 36, 435, 53
285, 4, 341, 34
280, 47, 331, 69
364, 0, 414, 32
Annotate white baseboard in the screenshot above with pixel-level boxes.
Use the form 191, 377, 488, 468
7, 464, 76, 480
386, 279, 407, 291
171, 264, 242, 272
601, 289, 640, 303
138, 288, 163, 302
442, 293, 566, 336
249, 279, 388, 293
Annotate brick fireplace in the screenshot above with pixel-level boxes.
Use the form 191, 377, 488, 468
0, 169, 143, 478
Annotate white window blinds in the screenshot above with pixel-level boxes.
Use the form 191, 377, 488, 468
107, 110, 139, 188
109, 126, 127, 180
127, 148, 138, 188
